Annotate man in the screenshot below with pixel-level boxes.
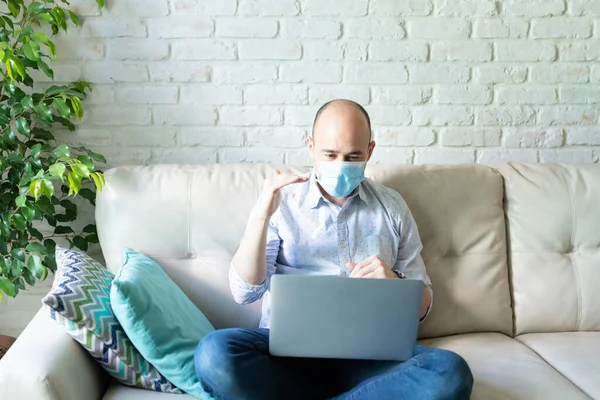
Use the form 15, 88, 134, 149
195, 100, 474, 399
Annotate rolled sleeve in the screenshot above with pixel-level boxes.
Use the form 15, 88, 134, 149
228, 217, 280, 305
229, 261, 269, 305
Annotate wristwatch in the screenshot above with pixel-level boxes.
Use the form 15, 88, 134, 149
393, 270, 407, 279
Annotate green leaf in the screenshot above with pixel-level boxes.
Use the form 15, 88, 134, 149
21, 95, 34, 110
60, 199, 76, 212
30, 179, 43, 200
90, 172, 105, 191
55, 143, 70, 158
73, 162, 90, 178
49, 163, 66, 179
31, 143, 42, 158
11, 247, 25, 262
1, 16, 14, 30
44, 253, 57, 273
15, 194, 27, 207
96, 0, 105, 8
23, 40, 41, 62
38, 59, 54, 79
26, 242, 47, 253
23, 268, 35, 286
12, 259, 24, 276
35, 102, 53, 121
37, 12, 53, 23
32, 32, 50, 44
28, 226, 44, 241
14, 277, 24, 291
27, 2, 45, 14
5, 59, 14, 81
16, 117, 31, 136
0, 277, 16, 297
27, 254, 44, 279
68, 10, 79, 25
73, 236, 88, 251
7, 56, 25, 80
2, 127, 16, 145
89, 152, 107, 164
54, 225, 74, 234
47, 40, 56, 60
36, 197, 55, 215
12, 214, 26, 230
79, 188, 96, 204
83, 224, 96, 233
68, 171, 82, 195
42, 179, 54, 199
32, 128, 54, 141
70, 96, 83, 119
77, 155, 94, 171
44, 239, 56, 252
7, 1, 20, 17
0, 48, 4, 61
9, 103, 24, 117
54, 213, 73, 222
86, 234, 99, 244
52, 98, 70, 118
21, 206, 36, 221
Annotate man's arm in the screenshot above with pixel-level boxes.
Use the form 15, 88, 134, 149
347, 199, 433, 320
393, 205, 433, 321
229, 170, 308, 304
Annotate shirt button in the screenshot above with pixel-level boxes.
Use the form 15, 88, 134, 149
340, 243, 345, 249
339, 212, 344, 218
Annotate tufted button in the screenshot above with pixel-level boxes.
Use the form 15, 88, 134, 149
186, 252, 197, 259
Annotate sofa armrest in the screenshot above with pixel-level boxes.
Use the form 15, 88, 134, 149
0, 307, 109, 400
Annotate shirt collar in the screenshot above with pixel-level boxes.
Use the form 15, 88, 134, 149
306, 170, 369, 209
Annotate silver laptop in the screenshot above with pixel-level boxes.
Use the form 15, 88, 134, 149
269, 275, 423, 361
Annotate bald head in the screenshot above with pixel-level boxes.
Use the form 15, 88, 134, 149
312, 99, 372, 143
307, 99, 376, 170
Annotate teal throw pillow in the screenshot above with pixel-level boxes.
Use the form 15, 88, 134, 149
110, 248, 215, 400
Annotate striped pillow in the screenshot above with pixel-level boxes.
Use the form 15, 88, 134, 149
42, 247, 181, 393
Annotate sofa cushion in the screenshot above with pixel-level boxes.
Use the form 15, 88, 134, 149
103, 382, 197, 400
497, 163, 600, 335
96, 164, 512, 339
420, 333, 590, 400
367, 164, 512, 339
517, 332, 600, 399
110, 248, 214, 400
42, 247, 181, 393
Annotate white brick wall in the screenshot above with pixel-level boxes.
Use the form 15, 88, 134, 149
45, 0, 600, 169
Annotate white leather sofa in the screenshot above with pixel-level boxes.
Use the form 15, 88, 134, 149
0, 162, 598, 400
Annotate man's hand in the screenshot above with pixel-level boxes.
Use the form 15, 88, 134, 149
253, 169, 308, 220
347, 255, 398, 279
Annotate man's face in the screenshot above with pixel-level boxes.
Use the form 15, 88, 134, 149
307, 104, 376, 175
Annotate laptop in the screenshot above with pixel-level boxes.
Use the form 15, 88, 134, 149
269, 275, 423, 361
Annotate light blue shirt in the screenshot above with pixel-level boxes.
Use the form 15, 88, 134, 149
230, 172, 433, 329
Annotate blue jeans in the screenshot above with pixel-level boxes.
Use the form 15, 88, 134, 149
194, 328, 473, 400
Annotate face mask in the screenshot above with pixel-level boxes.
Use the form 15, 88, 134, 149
317, 161, 366, 198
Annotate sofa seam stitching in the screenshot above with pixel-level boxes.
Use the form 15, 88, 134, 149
561, 167, 582, 331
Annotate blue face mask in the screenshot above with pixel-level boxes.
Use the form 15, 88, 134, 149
317, 161, 366, 198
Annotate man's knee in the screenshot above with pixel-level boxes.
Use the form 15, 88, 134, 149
435, 349, 474, 395
194, 330, 235, 388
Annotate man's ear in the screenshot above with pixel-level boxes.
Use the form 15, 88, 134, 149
306, 135, 314, 151
367, 140, 376, 162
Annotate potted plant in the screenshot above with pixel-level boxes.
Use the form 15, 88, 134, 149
0, 0, 106, 351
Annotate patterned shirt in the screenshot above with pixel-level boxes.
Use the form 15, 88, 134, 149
230, 172, 433, 328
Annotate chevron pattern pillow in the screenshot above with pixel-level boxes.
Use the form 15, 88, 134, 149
42, 247, 181, 393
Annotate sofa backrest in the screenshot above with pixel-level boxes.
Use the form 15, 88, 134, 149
96, 163, 513, 339
497, 163, 600, 335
